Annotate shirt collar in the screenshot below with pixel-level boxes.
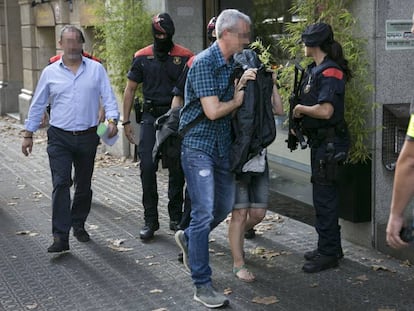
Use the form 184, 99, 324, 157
210, 42, 233, 69
58, 55, 86, 68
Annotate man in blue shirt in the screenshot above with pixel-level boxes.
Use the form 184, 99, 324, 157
21, 25, 119, 253
174, 9, 256, 308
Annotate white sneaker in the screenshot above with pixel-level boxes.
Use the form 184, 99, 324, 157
174, 230, 190, 272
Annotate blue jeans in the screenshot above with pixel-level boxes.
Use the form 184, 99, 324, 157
181, 146, 235, 286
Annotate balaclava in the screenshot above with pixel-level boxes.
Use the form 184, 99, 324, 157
152, 13, 175, 61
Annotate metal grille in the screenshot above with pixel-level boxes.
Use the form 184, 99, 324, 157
382, 104, 410, 171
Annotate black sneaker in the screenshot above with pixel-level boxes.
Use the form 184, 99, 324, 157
193, 284, 229, 308
302, 253, 339, 273
139, 223, 159, 240
47, 237, 69, 253
304, 249, 344, 261
244, 228, 256, 239
73, 228, 90, 242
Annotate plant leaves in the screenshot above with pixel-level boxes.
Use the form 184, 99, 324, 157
252, 295, 279, 305
107, 239, 133, 252
355, 274, 369, 281
149, 289, 163, 294
223, 288, 232, 295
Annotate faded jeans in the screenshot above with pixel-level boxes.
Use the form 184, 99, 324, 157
181, 146, 235, 286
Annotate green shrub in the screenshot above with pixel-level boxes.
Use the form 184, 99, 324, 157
91, 0, 153, 95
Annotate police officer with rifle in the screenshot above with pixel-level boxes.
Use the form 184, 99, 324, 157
289, 23, 351, 273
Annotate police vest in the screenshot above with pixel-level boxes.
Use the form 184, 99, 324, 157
299, 59, 345, 130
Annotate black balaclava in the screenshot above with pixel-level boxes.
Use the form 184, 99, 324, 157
152, 13, 175, 61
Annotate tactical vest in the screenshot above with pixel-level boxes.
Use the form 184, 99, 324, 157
299, 59, 345, 130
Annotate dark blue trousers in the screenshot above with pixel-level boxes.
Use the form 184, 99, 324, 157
138, 112, 184, 226
311, 142, 340, 256
47, 126, 99, 240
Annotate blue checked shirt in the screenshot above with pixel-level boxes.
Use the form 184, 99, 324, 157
25, 56, 119, 132
179, 42, 235, 157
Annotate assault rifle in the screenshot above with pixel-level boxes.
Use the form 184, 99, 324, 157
286, 63, 307, 151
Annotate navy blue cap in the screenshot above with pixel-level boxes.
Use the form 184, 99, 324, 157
301, 23, 333, 47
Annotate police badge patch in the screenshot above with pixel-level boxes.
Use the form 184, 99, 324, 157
173, 57, 182, 65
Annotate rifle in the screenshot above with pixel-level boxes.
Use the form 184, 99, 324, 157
286, 63, 307, 151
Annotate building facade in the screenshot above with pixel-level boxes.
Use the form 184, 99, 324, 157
2, 0, 414, 260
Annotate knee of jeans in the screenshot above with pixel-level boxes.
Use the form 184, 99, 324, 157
192, 213, 214, 231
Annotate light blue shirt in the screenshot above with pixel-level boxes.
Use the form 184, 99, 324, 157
25, 56, 119, 132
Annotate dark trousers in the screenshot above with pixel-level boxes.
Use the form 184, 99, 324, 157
312, 182, 341, 256
310, 139, 348, 256
47, 126, 99, 240
138, 113, 184, 226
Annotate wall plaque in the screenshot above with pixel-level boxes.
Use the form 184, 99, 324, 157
386, 20, 414, 50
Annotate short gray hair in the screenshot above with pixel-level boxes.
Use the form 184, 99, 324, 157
215, 9, 251, 39
60, 25, 85, 43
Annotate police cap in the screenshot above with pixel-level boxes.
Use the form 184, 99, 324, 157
301, 22, 333, 47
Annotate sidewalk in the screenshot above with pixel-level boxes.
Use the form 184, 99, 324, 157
1, 116, 413, 311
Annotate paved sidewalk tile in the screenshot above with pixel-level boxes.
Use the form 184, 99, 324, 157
1, 116, 414, 311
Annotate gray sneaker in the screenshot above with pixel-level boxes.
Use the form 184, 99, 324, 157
174, 230, 190, 272
194, 284, 230, 308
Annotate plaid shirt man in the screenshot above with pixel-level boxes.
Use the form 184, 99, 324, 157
179, 42, 236, 157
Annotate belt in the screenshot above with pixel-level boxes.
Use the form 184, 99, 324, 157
143, 104, 170, 118
53, 126, 97, 136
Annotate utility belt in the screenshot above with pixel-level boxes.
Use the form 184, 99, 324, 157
304, 122, 348, 148
143, 99, 171, 118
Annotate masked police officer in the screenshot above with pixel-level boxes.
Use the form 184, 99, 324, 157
293, 23, 351, 273
123, 13, 193, 240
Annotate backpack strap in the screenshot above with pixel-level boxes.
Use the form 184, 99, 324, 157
178, 111, 205, 138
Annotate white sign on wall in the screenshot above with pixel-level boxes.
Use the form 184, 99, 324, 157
386, 20, 414, 50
